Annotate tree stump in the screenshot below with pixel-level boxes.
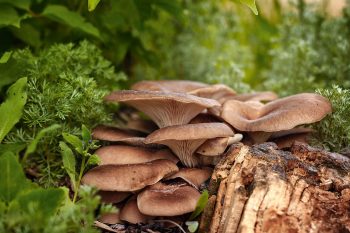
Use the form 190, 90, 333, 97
199, 142, 350, 233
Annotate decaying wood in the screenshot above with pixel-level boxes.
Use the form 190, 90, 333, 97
199, 142, 350, 233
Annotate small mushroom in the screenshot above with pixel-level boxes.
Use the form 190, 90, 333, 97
120, 197, 152, 224
196, 134, 243, 156
165, 167, 212, 188
131, 80, 209, 92
99, 211, 121, 225
144, 123, 234, 167
81, 159, 179, 192
137, 182, 201, 216
95, 145, 179, 165
272, 132, 311, 149
104, 90, 220, 128
221, 93, 332, 132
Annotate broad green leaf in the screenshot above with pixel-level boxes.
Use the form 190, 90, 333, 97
23, 124, 61, 161
0, 151, 30, 203
62, 133, 83, 154
87, 154, 100, 166
236, 0, 258, 15
0, 5, 21, 28
185, 221, 199, 233
0, 0, 31, 10
88, 0, 101, 12
189, 190, 209, 220
42, 5, 100, 38
11, 22, 41, 48
59, 141, 76, 190
0, 51, 12, 63
0, 77, 27, 143
81, 124, 91, 147
15, 188, 65, 223
0, 143, 26, 156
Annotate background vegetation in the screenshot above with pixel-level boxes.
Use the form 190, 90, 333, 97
0, 0, 349, 232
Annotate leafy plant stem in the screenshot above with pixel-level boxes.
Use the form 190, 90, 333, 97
73, 156, 86, 203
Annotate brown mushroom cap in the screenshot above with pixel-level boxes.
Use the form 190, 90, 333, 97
221, 93, 332, 132
131, 80, 209, 92
137, 182, 201, 216
98, 191, 131, 204
99, 212, 121, 225
273, 133, 310, 149
165, 167, 212, 188
144, 123, 234, 167
126, 119, 158, 134
189, 84, 236, 104
95, 145, 179, 165
104, 90, 220, 128
92, 125, 143, 141
120, 197, 152, 224
196, 134, 243, 156
81, 159, 178, 191
229, 91, 278, 102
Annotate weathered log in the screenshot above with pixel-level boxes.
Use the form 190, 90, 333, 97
199, 142, 350, 233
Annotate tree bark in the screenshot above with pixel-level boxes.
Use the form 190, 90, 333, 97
199, 142, 350, 233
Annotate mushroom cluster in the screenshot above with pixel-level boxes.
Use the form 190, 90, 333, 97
82, 80, 332, 228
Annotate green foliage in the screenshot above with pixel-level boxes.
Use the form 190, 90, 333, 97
236, 0, 258, 15
135, 1, 252, 93
311, 86, 350, 154
0, 151, 31, 203
185, 221, 199, 233
88, 0, 101, 11
262, 2, 350, 96
3, 41, 124, 187
0, 51, 12, 63
0, 151, 103, 233
0, 77, 27, 143
189, 190, 209, 220
61, 125, 100, 203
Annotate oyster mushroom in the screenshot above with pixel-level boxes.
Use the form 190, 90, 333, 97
221, 93, 332, 132
104, 90, 220, 128
137, 182, 201, 216
189, 84, 236, 104
144, 123, 234, 167
120, 197, 152, 224
229, 91, 278, 102
196, 134, 243, 156
95, 145, 179, 165
81, 159, 178, 191
131, 80, 209, 92
165, 167, 212, 188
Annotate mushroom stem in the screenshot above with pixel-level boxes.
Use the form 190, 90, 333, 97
166, 140, 207, 167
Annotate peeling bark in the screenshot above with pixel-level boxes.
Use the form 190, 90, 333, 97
199, 142, 350, 233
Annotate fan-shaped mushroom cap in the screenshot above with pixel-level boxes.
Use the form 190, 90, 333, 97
196, 134, 243, 156
221, 93, 332, 132
131, 80, 209, 92
81, 159, 178, 192
95, 145, 179, 165
104, 90, 220, 128
98, 191, 131, 204
189, 113, 221, 124
92, 125, 143, 141
145, 123, 234, 167
137, 182, 201, 216
230, 91, 278, 102
120, 197, 152, 224
165, 167, 212, 188
92, 125, 162, 148
189, 84, 236, 104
